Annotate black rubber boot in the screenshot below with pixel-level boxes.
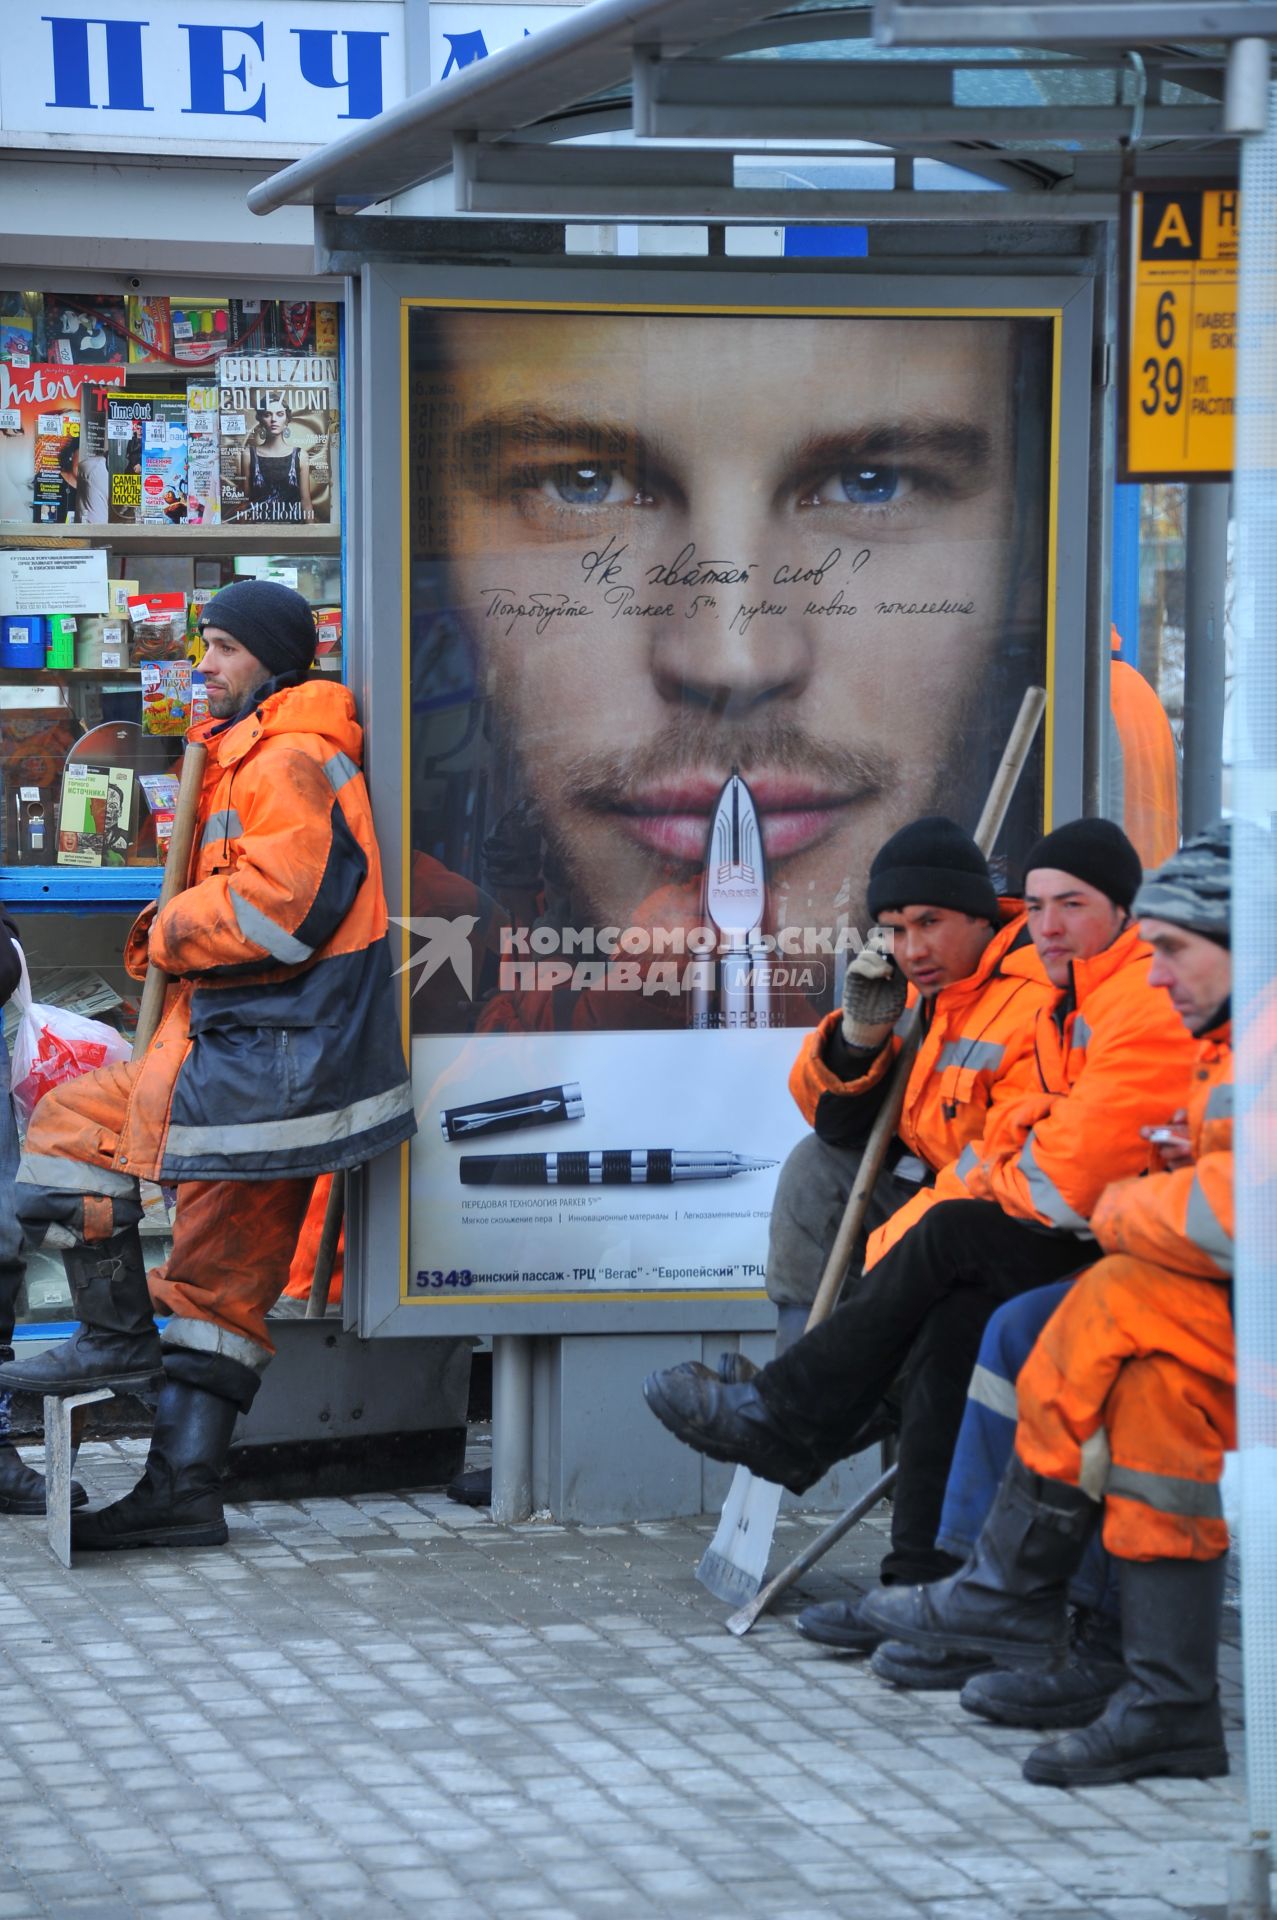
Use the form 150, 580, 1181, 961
961, 1607, 1126, 1730
72, 1373, 242, 1551
1023, 1556, 1229, 1786
641, 1368, 828, 1494
0, 1342, 87, 1514
797, 1590, 883, 1654
870, 1642, 994, 1691
0, 1231, 162, 1395
858, 1458, 1100, 1670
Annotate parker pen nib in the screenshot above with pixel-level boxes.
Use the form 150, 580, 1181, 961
692, 770, 771, 1029
706, 768, 766, 933
734, 1157, 779, 1174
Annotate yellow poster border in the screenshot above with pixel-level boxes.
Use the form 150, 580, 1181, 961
396, 292, 1064, 1309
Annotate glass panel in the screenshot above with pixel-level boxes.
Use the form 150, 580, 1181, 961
405, 299, 1053, 1308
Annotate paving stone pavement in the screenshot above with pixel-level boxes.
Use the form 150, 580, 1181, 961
0, 1437, 1252, 1920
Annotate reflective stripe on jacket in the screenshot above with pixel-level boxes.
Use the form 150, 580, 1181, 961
789, 907, 1052, 1231
1090, 1024, 1232, 1279
942, 923, 1199, 1235
110, 678, 416, 1184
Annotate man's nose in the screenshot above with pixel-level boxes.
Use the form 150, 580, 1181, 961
1147, 953, 1171, 989
642, 496, 813, 715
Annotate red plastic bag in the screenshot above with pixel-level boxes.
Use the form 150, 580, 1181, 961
9, 947, 131, 1130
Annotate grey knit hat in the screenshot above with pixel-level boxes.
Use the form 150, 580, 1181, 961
1133, 822, 1231, 946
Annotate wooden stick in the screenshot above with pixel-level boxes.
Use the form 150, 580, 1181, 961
305, 1171, 346, 1320
132, 741, 208, 1059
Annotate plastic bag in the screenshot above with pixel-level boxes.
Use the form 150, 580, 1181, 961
9, 944, 131, 1130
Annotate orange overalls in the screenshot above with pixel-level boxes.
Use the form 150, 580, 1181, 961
1015, 1023, 1236, 1561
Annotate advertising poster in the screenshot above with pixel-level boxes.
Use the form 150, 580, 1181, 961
405, 300, 1055, 1305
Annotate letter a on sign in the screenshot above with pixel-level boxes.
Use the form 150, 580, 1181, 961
1152, 202, 1193, 253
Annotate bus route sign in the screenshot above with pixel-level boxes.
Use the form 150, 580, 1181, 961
1122, 188, 1238, 482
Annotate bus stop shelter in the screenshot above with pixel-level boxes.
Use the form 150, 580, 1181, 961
249, 6, 1277, 1891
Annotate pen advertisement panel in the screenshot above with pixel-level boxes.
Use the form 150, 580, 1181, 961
405, 299, 1055, 1305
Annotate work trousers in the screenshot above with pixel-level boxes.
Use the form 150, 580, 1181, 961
15, 1056, 313, 1374
765, 1131, 931, 1308
759, 1199, 1090, 1583
936, 1280, 1116, 1615
1016, 1253, 1235, 1562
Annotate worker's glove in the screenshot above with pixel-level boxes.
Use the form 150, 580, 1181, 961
841, 926, 906, 1052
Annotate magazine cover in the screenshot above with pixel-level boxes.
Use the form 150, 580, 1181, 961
93, 392, 187, 524
0, 364, 124, 526
139, 419, 188, 525
31, 413, 78, 524
185, 383, 221, 525
219, 354, 339, 527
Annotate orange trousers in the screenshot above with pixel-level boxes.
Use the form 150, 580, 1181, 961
1016, 1253, 1235, 1562
18, 1058, 312, 1365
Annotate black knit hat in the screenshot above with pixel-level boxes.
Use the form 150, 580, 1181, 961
1023, 817, 1143, 910
199, 579, 317, 679
866, 816, 999, 922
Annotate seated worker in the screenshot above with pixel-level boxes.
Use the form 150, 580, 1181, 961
875, 824, 1231, 1714
859, 824, 1238, 1786
0, 580, 416, 1553
766, 814, 1051, 1353
644, 819, 1199, 1657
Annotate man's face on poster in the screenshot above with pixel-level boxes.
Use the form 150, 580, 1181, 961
429, 310, 1031, 954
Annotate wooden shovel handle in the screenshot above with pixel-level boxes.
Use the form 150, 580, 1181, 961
305, 1171, 346, 1320
132, 740, 208, 1059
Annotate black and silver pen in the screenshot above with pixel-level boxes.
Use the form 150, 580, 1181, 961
440, 1082, 584, 1143
459, 1150, 776, 1187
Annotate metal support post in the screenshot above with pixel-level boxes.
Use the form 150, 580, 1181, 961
1182, 481, 1232, 833
44, 1388, 112, 1567
1228, 1839, 1273, 1918
491, 1335, 533, 1524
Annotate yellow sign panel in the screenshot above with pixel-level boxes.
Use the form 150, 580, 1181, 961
1125, 189, 1238, 479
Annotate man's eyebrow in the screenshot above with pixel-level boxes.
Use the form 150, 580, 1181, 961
455, 406, 663, 467
785, 420, 993, 475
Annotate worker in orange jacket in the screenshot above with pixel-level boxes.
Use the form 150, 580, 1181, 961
645, 818, 1198, 1645
0, 581, 416, 1551
862, 824, 1241, 1787
1109, 626, 1180, 869
768, 816, 1052, 1348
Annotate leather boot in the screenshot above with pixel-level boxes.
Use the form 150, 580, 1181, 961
1023, 1555, 1229, 1785
72, 1373, 241, 1551
0, 1345, 86, 1514
961, 1607, 1126, 1730
642, 1366, 828, 1494
0, 1230, 162, 1395
858, 1457, 1100, 1669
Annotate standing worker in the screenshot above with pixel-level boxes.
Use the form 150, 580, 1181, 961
0, 581, 416, 1550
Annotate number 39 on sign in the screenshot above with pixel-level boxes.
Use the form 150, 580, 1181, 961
1122, 189, 1238, 481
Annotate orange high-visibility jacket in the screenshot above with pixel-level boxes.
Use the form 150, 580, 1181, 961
111, 678, 415, 1185
1109, 627, 1180, 870
934, 923, 1200, 1235
789, 904, 1052, 1182
1091, 1023, 1232, 1277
